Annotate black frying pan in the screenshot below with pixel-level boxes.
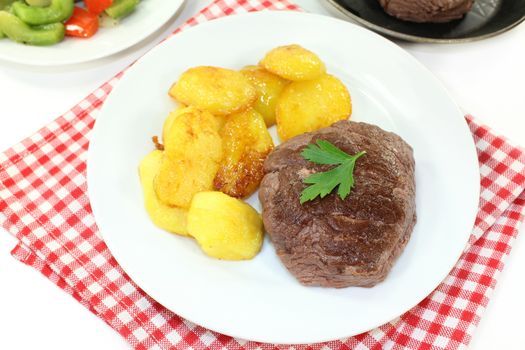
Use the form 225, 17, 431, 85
326, 0, 525, 43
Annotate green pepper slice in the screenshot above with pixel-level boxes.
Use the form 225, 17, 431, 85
26, 0, 52, 7
0, 0, 15, 11
105, 0, 139, 19
0, 10, 64, 45
12, 0, 73, 25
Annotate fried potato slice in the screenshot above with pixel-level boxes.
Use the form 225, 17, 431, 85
276, 74, 352, 141
168, 66, 257, 115
240, 65, 288, 126
154, 107, 223, 208
259, 44, 326, 81
187, 191, 264, 260
162, 105, 226, 145
214, 109, 274, 198
162, 106, 183, 144
139, 150, 189, 236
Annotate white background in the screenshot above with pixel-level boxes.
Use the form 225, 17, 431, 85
0, 0, 524, 349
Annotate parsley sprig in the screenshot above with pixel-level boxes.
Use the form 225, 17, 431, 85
300, 140, 366, 204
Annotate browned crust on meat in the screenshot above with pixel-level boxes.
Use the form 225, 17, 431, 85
378, 0, 473, 23
259, 120, 416, 288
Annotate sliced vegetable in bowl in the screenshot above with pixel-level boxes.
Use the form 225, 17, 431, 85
65, 6, 98, 38
0, 10, 65, 45
12, 0, 74, 25
0, 0, 140, 45
84, 0, 111, 14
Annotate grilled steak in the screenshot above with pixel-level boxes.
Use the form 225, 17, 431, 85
378, 0, 474, 23
259, 121, 416, 288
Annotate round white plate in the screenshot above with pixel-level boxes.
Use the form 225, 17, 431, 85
87, 11, 480, 344
0, 0, 185, 66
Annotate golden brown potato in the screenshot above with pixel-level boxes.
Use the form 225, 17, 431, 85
162, 106, 223, 151
162, 107, 183, 144
276, 74, 352, 141
162, 106, 226, 144
240, 65, 288, 126
139, 150, 189, 236
187, 191, 264, 260
214, 109, 274, 198
259, 44, 326, 81
169, 66, 257, 115
154, 107, 223, 208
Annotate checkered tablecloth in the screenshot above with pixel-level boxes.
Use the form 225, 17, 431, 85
1, 0, 525, 349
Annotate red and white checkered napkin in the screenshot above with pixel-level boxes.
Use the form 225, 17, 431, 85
1, 1, 525, 349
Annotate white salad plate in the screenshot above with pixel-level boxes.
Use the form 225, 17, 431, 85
0, 0, 185, 66
87, 11, 480, 344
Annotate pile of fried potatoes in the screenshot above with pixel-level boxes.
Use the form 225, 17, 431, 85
139, 44, 352, 260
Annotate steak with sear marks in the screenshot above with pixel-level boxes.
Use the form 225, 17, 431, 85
259, 121, 416, 288
378, 0, 474, 23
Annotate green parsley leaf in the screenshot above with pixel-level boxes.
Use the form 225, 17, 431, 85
299, 140, 365, 204
301, 140, 351, 165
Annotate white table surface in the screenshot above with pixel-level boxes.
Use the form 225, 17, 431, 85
0, 1, 524, 349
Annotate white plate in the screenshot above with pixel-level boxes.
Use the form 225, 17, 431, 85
0, 0, 185, 66
87, 11, 480, 344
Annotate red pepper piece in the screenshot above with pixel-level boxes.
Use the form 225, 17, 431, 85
84, 0, 113, 15
65, 7, 99, 38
